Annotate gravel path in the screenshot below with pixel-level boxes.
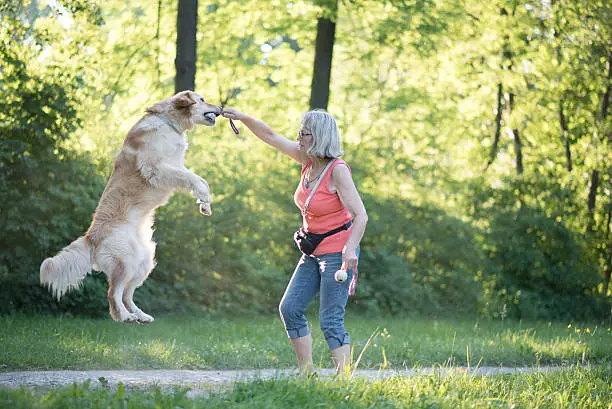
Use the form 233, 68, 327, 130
0, 366, 567, 396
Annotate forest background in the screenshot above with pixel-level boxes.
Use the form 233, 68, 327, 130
1, 0, 610, 322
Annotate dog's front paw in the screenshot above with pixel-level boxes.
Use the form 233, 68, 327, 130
197, 199, 212, 216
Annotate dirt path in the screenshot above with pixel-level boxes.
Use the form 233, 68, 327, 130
0, 366, 567, 396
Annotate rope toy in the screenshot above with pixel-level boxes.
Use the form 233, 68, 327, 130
218, 106, 240, 135
229, 118, 239, 134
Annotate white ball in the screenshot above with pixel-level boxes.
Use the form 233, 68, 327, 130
334, 269, 348, 282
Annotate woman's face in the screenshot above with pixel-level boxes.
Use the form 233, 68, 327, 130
297, 127, 313, 152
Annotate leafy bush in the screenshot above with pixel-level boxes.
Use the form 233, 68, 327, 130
0, 11, 109, 316
482, 207, 605, 320
351, 195, 484, 316
150, 148, 299, 315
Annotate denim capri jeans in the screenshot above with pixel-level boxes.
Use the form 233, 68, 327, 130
279, 248, 358, 350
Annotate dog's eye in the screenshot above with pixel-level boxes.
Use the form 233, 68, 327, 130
199, 97, 204, 103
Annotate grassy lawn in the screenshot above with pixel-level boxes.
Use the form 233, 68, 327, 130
1, 366, 610, 409
1, 313, 609, 370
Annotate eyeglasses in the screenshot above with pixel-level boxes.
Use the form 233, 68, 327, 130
297, 130, 312, 139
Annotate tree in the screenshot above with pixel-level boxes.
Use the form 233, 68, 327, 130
175, 0, 197, 92
309, 0, 338, 110
2, 0, 609, 318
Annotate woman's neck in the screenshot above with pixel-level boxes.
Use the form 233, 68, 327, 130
304, 157, 331, 188
309, 156, 328, 169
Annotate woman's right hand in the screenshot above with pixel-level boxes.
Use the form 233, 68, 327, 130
221, 107, 246, 121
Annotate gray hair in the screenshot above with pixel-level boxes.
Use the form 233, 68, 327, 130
301, 109, 343, 158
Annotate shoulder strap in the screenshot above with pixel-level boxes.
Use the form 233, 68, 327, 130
303, 159, 336, 214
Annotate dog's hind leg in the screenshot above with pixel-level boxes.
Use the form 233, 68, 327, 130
123, 280, 154, 323
122, 247, 156, 323
107, 261, 139, 323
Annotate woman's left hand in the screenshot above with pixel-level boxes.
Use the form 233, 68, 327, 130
342, 246, 358, 272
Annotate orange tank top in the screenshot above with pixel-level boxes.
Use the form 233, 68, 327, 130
294, 159, 353, 255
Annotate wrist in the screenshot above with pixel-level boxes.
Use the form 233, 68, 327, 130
343, 245, 357, 254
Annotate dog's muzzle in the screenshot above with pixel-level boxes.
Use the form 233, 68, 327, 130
203, 112, 218, 124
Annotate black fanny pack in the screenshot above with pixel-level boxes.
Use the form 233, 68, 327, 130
293, 221, 352, 255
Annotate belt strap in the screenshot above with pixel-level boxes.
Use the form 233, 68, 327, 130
317, 220, 353, 239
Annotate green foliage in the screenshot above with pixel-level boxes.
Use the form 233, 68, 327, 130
353, 196, 483, 316
0, 0, 610, 320
0, 2, 108, 315
483, 207, 602, 320
464, 176, 608, 320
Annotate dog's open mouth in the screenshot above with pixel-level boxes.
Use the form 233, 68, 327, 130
204, 112, 217, 125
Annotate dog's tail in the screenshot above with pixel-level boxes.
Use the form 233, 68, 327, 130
40, 236, 92, 300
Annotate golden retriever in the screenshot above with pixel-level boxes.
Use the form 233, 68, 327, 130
40, 91, 220, 323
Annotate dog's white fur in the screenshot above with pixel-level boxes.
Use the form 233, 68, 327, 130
40, 91, 219, 323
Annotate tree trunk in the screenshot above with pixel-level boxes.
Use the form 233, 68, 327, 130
500, 13, 523, 176
513, 126, 523, 175
552, 1, 572, 172
505, 92, 523, 175
485, 83, 503, 171
489, 7, 523, 175
604, 209, 612, 296
559, 100, 572, 171
309, 0, 338, 110
586, 52, 610, 234
598, 52, 611, 293
600, 52, 611, 126
175, 0, 198, 93
586, 170, 599, 233
155, 0, 163, 84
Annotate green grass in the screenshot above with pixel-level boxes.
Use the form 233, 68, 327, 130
1, 314, 610, 370
1, 365, 610, 408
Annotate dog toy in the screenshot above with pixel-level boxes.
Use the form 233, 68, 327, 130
334, 268, 348, 283
218, 105, 240, 135
229, 118, 239, 135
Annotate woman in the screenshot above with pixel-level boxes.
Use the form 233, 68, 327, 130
221, 107, 368, 375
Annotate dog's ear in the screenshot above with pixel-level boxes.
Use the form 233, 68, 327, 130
173, 91, 197, 109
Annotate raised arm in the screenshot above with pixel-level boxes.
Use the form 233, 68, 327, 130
221, 107, 308, 163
